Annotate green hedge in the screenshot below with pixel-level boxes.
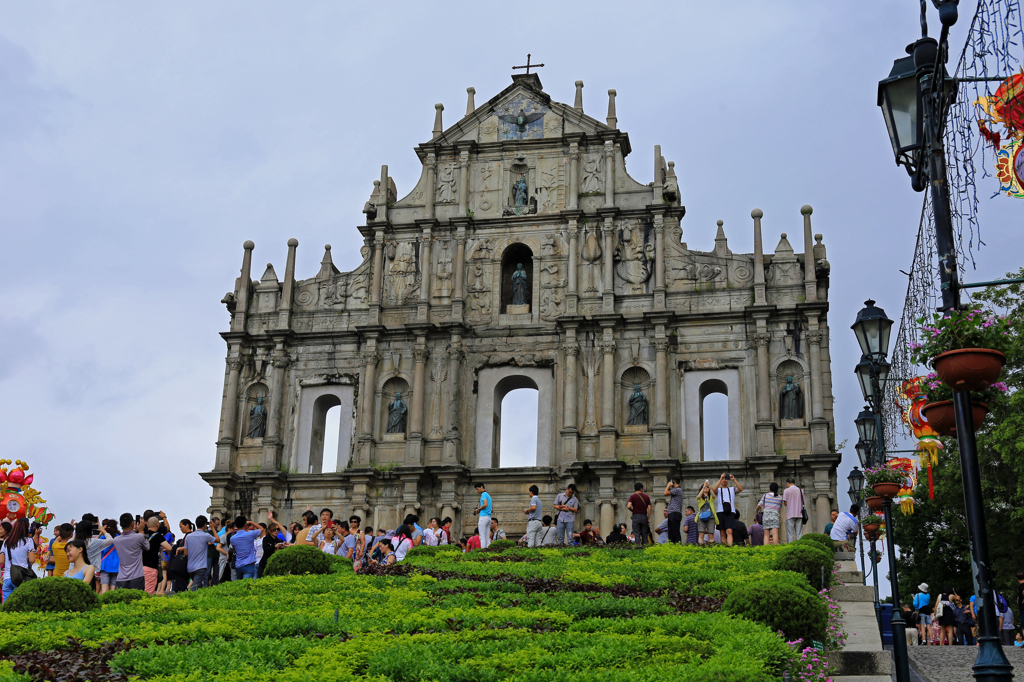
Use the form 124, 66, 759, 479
773, 542, 834, 590
722, 578, 828, 645
2, 578, 98, 614
798, 532, 834, 554
263, 545, 331, 577
98, 589, 150, 606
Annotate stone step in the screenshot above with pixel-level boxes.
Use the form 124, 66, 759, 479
833, 676, 892, 682
833, 584, 875, 602
835, 551, 856, 561
841, 602, 883, 652
838, 570, 864, 583
826, 651, 893, 677
838, 559, 857, 572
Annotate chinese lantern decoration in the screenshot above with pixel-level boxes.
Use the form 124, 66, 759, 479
898, 377, 940, 500
976, 72, 1024, 198
0, 460, 53, 526
887, 457, 919, 515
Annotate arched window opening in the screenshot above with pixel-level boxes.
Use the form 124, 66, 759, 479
309, 394, 342, 473
320, 405, 341, 473
499, 388, 539, 467
699, 379, 729, 461
500, 243, 533, 313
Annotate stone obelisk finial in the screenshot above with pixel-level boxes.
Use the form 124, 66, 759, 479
432, 103, 444, 139
574, 81, 584, 112
752, 209, 766, 306
606, 89, 617, 128
466, 87, 476, 116
801, 204, 817, 302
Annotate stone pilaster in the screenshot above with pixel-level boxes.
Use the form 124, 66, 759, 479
369, 228, 386, 325
356, 343, 380, 466
653, 214, 666, 310
417, 227, 432, 321
753, 322, 775, 457
452, 230, 466, 321
424, 153, 436, 220
568, 142, 580, 210
560, 333, 580, 464
601, 216, 615, 313
806, 314, 829, 455
443, 340, 463, 464
457, 150, 469, 216
652, 336, 670, 459
566, 220, 579, 315
406, 344, 428, 465
603, 140, 615, 208
599, 329, 617, 460
215, 352, 244, 471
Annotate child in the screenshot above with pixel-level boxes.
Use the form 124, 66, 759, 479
682, 506, 698, 545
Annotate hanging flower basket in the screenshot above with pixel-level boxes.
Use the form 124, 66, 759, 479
865, 496, 885, 512
872, 482, 902, 498
921, 400, 989, 437
933, 348, 1006, 391
865, 529, 879, 542
862, 523, 881, 533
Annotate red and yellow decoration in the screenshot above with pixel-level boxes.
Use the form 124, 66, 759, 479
976, 72, 1024, 197
887, 457, 919, 515
898, 377, 941, 500
0, 460, 53, 526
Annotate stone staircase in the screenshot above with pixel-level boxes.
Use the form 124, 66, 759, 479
828, 551, 893, 682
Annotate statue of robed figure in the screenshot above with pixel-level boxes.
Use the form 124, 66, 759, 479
779, 376, 804, 420
387, 392, 408, 434
511, 263, 529, 306
627, 384, 649, 426
247, 396, 267, 439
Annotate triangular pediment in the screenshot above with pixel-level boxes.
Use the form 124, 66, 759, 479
423, 73, 622, 150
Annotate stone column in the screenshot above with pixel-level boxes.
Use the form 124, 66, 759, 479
369, 229, 385, 307
567, 222, 579, 295
602, 218, 614, 296
406, 344, 428, 464
417, 229, 431, 321
357, 345, 379, 465
603, 140, 615, 208
424, 154, 437, 220
564, 342, 579, 430
260, 342, 290, 472
568, 143, 580, 210
752, 209, 766, 306
806, 320, 829, 455
653, 215, 666, 310
215, 354, 244, 471
443, 339, 463, 464
599, 333, 617, 460
452, 230, 466, 321
753, 327, 775, 457
654, 338, 668, 427
457, 150, 469, 216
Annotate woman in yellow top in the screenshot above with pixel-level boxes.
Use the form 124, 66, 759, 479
694, 480, 719, 545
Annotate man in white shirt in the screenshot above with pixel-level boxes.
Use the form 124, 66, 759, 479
829, 504, 860, 550
712, 473, 743, 535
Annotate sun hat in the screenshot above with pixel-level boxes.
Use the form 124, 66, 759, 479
918, 583, 929, 592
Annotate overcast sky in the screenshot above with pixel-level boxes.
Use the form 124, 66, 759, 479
1, 1, 1019, 586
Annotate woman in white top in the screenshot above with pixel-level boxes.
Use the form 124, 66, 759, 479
63, 540, 95, 583
755, 482, 784, 545
391, 524, 414, 562
423, 517, 448, 546
319, 526, 341, 555
1, 518, 37, 601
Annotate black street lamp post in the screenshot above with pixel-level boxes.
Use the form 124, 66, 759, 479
877, 2, 1013, 679
847, 468, 868, 589
852, 300, 909, 682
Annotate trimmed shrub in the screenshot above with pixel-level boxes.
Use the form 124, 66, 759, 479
486, 539, 516, 552
2, 577, 99, 613
98, 589, 150, 606
798, 532, 834, 554
773, 542, 834, 590
264, 545, 331, 577
722, 579, 827, 645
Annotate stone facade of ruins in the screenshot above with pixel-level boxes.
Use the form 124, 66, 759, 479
201, 73, 840, 539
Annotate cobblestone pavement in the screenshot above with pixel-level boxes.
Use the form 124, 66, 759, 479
906, 644, 1024, 682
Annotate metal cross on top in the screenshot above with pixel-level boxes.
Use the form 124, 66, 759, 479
512, 54, 545, 75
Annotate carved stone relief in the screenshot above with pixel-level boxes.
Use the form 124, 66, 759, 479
614, 221, 654, 295
433, 240, 453, 300
428, 352, 449, 438
580, 152, 604, 194
384, 241, 420, 306
466, 263, 492, 322
436, 163, 457, 204
580, 225, 602, 295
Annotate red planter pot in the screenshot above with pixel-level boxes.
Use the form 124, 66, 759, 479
862, 523, 881, 533
865, 496, 884, 512
933, 348, 1005, 391
872, 482, 902, 499
921, 400, 989, 437
865, 530, 879, 542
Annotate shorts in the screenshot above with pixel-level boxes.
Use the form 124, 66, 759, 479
143, 566, 158, 594
919, 614, 932, 626
99, 571, 118, 586
697, 517, 715, 534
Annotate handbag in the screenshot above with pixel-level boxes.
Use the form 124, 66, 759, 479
800, 489, 809, 526
6, 543, 36, 587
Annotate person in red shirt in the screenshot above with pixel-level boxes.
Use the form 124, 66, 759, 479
626, 482, 652, 545
465, 530, 481, 552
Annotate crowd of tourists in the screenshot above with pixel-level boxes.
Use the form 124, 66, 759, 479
904, 579, 1024, 647
0, 472, 864, 600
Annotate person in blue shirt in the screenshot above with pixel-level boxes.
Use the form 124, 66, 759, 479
228, 515, 262, 579
472, 482, 493, 549
912, 583, 932, 645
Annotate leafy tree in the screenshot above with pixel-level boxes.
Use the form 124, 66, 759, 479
894, 268, 1024, 604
